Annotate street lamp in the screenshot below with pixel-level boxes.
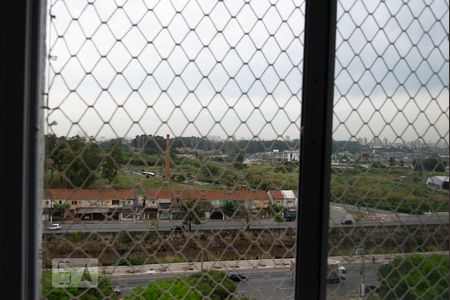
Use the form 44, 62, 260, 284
356, 248, 366, 298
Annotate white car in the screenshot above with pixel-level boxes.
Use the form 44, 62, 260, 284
47, 223, 62, 230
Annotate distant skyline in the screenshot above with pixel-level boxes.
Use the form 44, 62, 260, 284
45, 132, 449, 149
44, 0, 449, 144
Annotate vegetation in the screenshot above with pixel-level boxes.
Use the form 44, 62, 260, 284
413, 157, 447, 172
42, 270, 118, 300
125, 270, 239, 300
378, 254, 449, 300
42, 225, 447, 268
132, 134, 300, 155
331, 167, 448, 214
223, 201, 236, 218
68, 231, 83, 242
101, 143, 124, 183
44, 134, 448, 214
180, 199, 210, 230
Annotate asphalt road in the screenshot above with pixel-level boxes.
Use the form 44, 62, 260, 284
43, 213, 449, 233
109, 262, 385, 299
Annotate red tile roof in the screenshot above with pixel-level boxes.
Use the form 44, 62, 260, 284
43, 189, 136, 200
269, 190, 284, 200
268, 190, 298, 200
145, 189, 268, 201
44, 189, 269, 201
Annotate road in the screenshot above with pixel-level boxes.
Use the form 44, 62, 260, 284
109, 262, 384, 299
43, 213, 449, 233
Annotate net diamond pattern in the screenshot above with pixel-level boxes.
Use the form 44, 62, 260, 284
43, 0, 304, 299
41, 0, 449, 299
328, 0, 448, 299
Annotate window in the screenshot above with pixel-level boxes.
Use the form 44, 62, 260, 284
41, 0, 305, 298
4, 0, 448, 299
327, 0, 449, 299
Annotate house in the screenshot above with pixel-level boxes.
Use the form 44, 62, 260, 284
426, 176, 449, 191
43, 189, 137, 221
144, 190, 175, 220
42, 188, 276, 222
267, 190, 298, 209
143, 189, 269, 220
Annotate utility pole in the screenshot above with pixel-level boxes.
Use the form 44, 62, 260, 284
165, 134, 170, 182
356, 248, 366, 298
201, 248, 204, 272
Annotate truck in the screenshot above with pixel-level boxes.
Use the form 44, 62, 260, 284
289, 258, 347, 283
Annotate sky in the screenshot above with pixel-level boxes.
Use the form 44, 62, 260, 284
45, 0, 449, 145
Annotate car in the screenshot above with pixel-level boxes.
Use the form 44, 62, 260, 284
341, 219, 354, 225
228, 273, 247, 282
326, 272, 340, 284
282, 209, 297, 221
47, 223, 62, 230
337, 264, 347, 274
172, 225, 186, 231
113, 285, 121, 294
327, 270, 346, 284
365, 285, 378, 294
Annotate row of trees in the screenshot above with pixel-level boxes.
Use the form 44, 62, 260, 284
412, 157, 447, 172
45, 135, 124, 187
132, 134, 300, 155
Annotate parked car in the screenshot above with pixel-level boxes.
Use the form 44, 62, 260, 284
327, 270, 346, 284
113, 285, 121, 294
365, 285, 378, 294
47, 223, 62, 230
282, 209, 297, 221
172, 225, 186, 231
228, 273, 247, 282
341, 219, 353, 225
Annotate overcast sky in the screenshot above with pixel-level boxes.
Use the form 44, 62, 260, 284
45, 0, 449, 145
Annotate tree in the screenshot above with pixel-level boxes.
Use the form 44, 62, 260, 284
179, 200, 209, 231
422, 157, 446, 172
273, 211, 284, 238
413, 158, 423, 170
45, 134, 59, 182
378, 254, 448, 300
270, 203, 284, 216
53, 202, 70, 220
371, 161, 383, 168
274, 214, 284, 223
221, 169, 237, 188
223, 200, 235, 218
48, 136, 102, 188
413, 158, 446, 172
101, 143, 124, 183
66, 140, 101, 187
388, 156, 395, 166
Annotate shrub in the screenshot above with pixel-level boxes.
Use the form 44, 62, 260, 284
125, 270, 237, 300
378, 254, 449, 300
68, 231, 83, 242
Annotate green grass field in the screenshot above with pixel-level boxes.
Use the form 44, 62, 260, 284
45, 158, 447, 214
331, 167, 448, 214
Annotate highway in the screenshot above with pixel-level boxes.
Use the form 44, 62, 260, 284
43, 214, 449, 233
109, 262, 384, 299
